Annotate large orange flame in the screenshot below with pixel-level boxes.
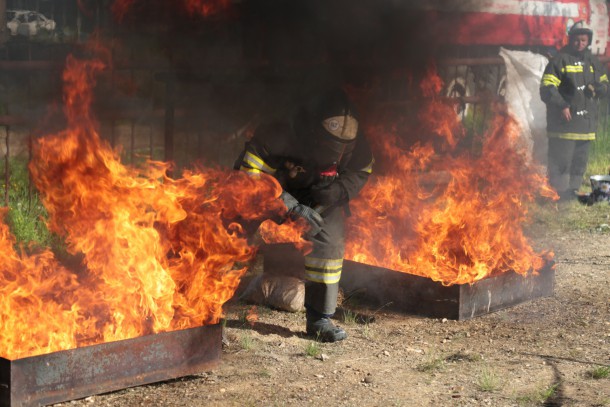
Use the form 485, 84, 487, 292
345, 69, 555, 286
0, 51, 285, 360
258, 219, 312, 254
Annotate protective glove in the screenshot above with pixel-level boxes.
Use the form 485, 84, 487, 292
593, 81, 608, 98
584, 83, 596, 99
280, 190, 299, 211
585, 82, 608, 99
310, 180, 347, 206
280, 191, 325, 236
291, 204, 324, 236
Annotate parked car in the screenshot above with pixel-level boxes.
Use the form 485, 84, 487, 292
6, 10, 56, 37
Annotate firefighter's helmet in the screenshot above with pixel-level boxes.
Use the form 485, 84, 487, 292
568, 20, 593, 45
313, 88, 359, 142
307, 88, 359, 170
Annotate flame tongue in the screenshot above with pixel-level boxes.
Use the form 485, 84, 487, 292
30, 55, 177, 340
0, 209, 82, 359
346, 72, 554, 286
410, 113, 551, 283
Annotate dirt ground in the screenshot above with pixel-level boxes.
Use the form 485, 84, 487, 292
54, 203, 610, 407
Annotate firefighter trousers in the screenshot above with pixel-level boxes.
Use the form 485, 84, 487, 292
304, 205, 345, 317
547, 138, 591, 198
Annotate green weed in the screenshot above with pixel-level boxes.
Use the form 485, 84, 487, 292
304, 340, 321, 358
531, 201, 610, 233
258, 369, 272, 379
362, 322, 373, 340
591, 100, 610, 175
516, 382, 560, 406
587, 366, 610, 379
239, 333, 256, 351
416, 353, 445, 373
539, 382, 560, 400
476, 366, 501, 392
342, 309, 357, 325
1, 157, 62, 251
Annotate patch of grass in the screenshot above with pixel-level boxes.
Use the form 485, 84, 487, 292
416, 353, 445, 373
515, 393, 539, 406
539, 382, 560, 400
239, 333, 256, 351
341, 309, 357, 325
304, 340, 321, 358
590, 104, 610, 175
476, 366, 501, 392
258, 369, 272, 379
362, 323, 373, 340
531, 201, 610, 233
360, 321, 383, 342
461, 103, 495, 155
516, 382, 560, 406
2, 157, 60, 250
587, 366, 610, 379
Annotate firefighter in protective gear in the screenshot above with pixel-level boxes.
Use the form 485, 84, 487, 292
540, 20, 609, 200
234, 89, 374, 342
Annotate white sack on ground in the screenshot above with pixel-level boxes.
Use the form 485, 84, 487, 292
499, 47, 549, 166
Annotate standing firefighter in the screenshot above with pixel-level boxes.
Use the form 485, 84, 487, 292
540, 21, 609, 201
235, 89, 373, 342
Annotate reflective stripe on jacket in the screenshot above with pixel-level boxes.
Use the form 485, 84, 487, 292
540, 47, 609, 139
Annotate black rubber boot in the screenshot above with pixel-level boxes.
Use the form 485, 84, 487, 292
306, 316, 347, 343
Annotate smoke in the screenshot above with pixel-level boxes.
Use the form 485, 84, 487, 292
91, 0, 464, 168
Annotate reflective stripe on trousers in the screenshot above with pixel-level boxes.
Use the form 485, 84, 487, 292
304, 205, 345, 316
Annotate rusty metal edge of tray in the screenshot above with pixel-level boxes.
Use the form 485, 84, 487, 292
0, 323, 222, 407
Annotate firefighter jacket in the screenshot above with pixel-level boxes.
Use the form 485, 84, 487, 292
234, 121, 374, 212
540, 47, 609, 140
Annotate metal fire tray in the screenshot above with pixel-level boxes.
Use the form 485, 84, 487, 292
341, 260, 555, 320
261, 243, 555, 320
0, 324, 222, 407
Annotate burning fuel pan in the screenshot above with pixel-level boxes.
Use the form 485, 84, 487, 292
341, 260, 555, 320
0, 324, 221, 407
261, 244, 554, 320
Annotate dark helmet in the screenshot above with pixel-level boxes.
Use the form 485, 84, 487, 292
308, 88, 360, 171
568, 20, 593, 45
